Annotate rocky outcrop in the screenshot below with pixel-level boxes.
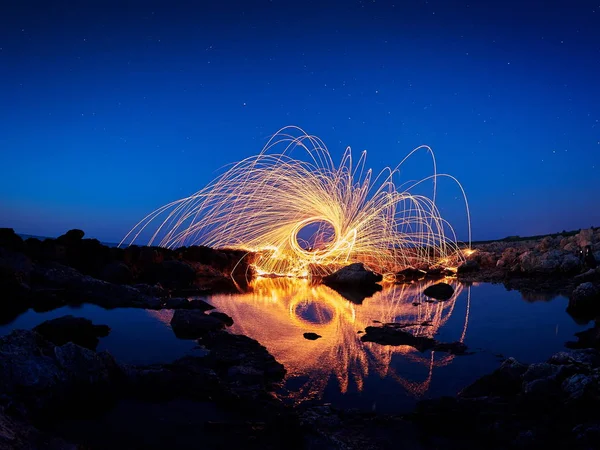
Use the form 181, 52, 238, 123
411, 348, 600, 449
0, 330, 121, 417
33, 315, 110, 350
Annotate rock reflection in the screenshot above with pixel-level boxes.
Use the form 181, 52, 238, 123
204, 278, 470, 403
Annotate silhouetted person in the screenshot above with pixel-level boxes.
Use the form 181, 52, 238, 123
581, 245, 597, 269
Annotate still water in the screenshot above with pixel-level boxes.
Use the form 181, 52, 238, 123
0, 279, 590, 413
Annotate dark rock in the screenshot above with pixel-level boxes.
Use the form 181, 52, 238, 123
99, 261, 132, 284
459, 357, 527, 398
322, 263, 383, 286
0, 407, 76, 449
567, 282, 600, 320
33, 315, 110, 350
201, 332, 286, 385
140, 260, 197, 289
165, 297, 189, 309
395, 267, 426, 282
170, 310, 225, 339
209, 311, 234, 326
303, 332, 321, 340
0, 228, 24, 252
56, 229, 85, 243
188, 299, 216, 311
548, 348, 600, 368
0, 330, 120, 416
566, 323, 600, 350
325, 282, 382, 304
31, 263, 161, 309
423, 282, 455, 300
457, 260, 479, 274
361, 325, 436, 352
412, 302, 421, 306
432, 341, 468, 355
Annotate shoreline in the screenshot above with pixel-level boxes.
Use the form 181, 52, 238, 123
1, 227, 599, 449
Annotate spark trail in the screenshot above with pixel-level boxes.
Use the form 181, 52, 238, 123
121, 126, 471, 277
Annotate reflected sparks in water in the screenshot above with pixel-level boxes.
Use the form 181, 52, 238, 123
180, 278, 470, 404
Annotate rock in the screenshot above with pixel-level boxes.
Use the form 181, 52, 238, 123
0, 330, 120, 415
99, 261, 132, 284
33, 315, 110, 350
432, 341, 468, 355
56, 229, 85, 244
188, 299, 216, 311
457, 260, 479, 274
561, 253, 582, 273
165, 297, 189, 309
31, 263, 161, 310
459, 357, 527, 398
548, 349, 600, 368
209, 311, 234, 326
170, 310, 225, 339
567, 282, 600, 319
361, 325, 435, 351
395, 267, 426, 282
575, 269, 600, 283
201, 332, 286, 385
325, 283, 382, 304
566, 324, 600, 350
0, 228, 24, 252
322, 263, 382, 286
0, 407, 76, 449
303, 332, 321, 340
423, 282, 455, 300
561, 373, 595, 403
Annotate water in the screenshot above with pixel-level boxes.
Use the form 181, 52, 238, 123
0, 279, 590, 413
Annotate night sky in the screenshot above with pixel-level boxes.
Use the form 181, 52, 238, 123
1, 0, 599, 243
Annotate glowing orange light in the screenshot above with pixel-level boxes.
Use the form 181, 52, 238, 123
121, 126, 471, 277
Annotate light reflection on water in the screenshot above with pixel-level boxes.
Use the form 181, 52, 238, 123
153, 277, 471, 404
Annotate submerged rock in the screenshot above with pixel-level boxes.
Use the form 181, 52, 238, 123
423, 282, 455, 300
303, 332, 322, 340
209, 311, 234, 327
33, 315, 110, 350
170, 310, 225, 339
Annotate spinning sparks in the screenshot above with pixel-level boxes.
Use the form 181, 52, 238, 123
121, 126, 471, 277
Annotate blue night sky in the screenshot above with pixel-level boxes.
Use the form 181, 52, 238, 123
1, 0, 599, 243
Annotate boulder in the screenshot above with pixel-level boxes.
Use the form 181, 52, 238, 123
99, 261, 132, 284
322, 263, 382, 286
170, 310, 225, 339
33, 315, 110, 350
457, 260, 479, 274
566, 324, 600, 350
423, 282, 455, 301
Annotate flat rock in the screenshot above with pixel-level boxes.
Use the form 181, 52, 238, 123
33, 315, 110, 350
170, 310, 225, 339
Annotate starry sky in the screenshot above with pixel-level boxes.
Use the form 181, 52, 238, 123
1, 0, 599, 243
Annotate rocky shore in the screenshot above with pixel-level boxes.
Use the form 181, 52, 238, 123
1, 227, 600, 449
